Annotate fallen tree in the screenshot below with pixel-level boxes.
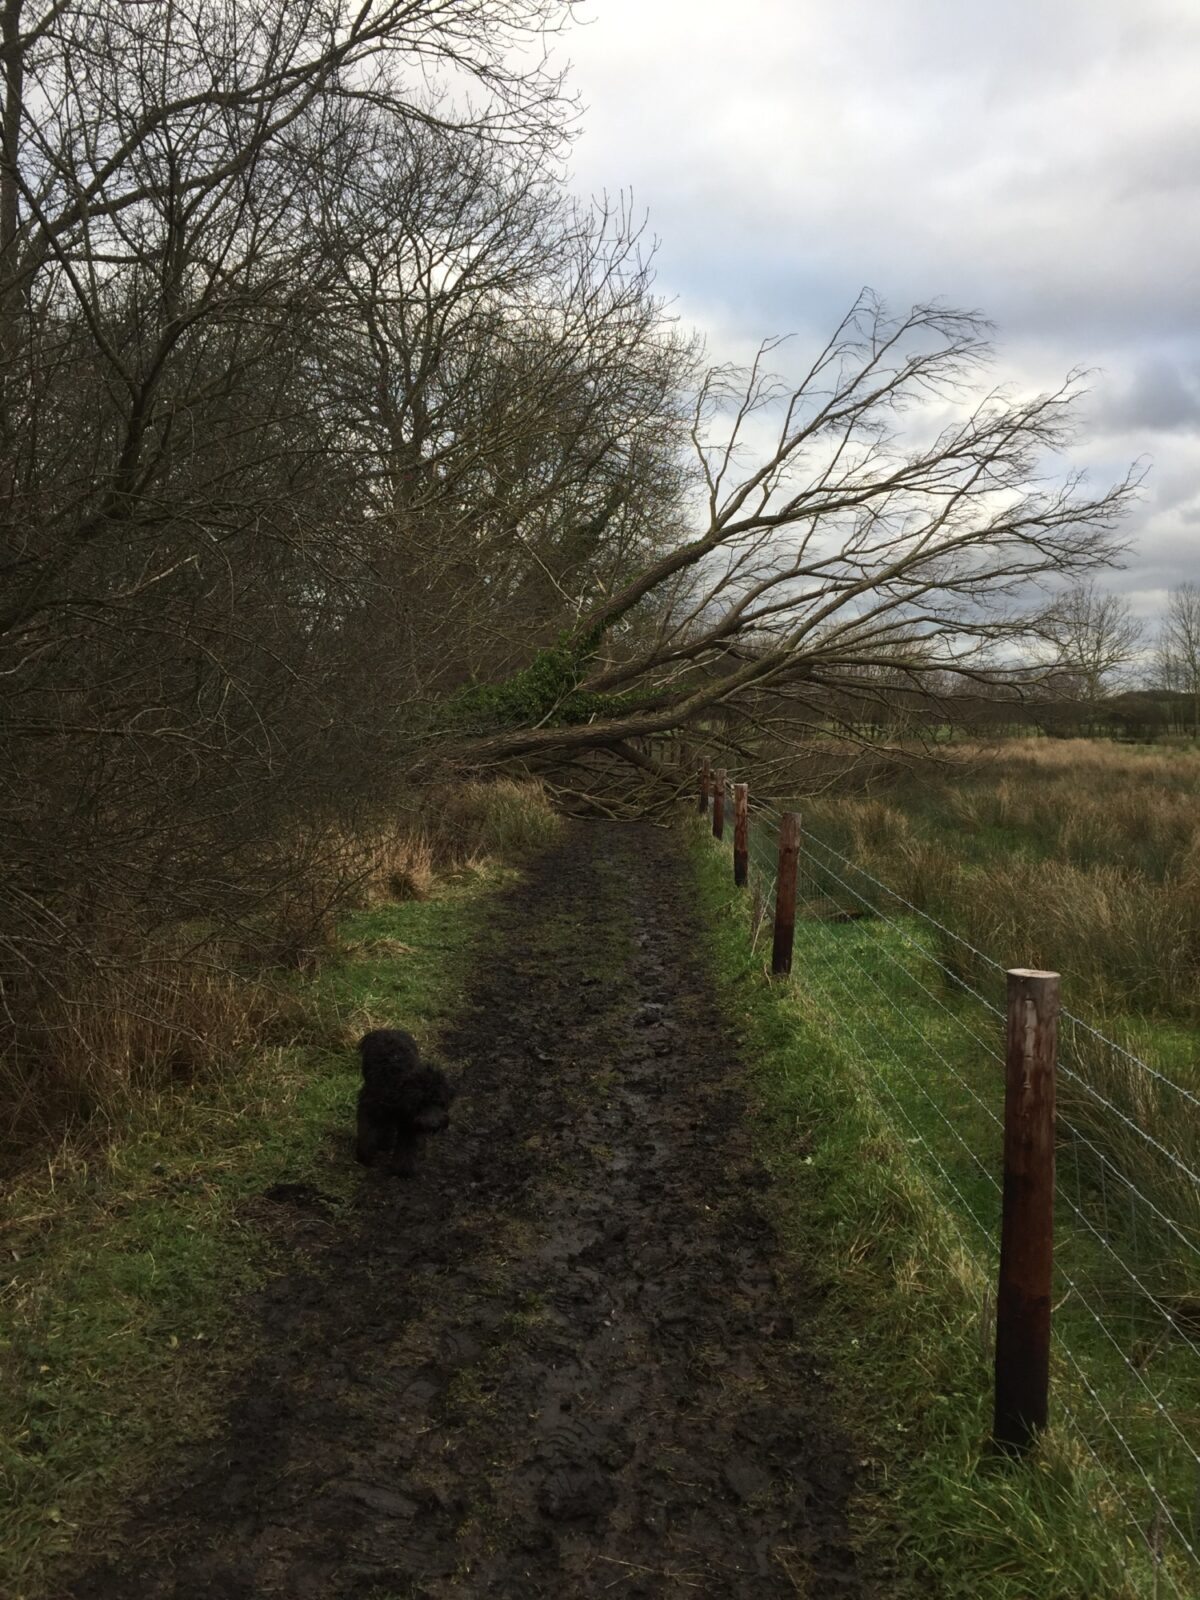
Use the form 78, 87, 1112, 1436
437, 293, 1137, 797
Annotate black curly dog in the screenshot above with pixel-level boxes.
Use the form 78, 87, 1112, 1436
355, 1029, 456, 1173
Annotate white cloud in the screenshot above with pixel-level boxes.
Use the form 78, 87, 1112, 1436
555, 1, 1200, 594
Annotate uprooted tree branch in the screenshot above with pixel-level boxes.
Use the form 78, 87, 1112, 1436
439, 293, 1138, 793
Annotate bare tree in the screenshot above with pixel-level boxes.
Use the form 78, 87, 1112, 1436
443, 294, 1137, 785
0, 0, 595, 1137
300, 117, 696, 697
1040, 580, 1145, 705
1155, 581, 1200, 736
1, 0, 576, 643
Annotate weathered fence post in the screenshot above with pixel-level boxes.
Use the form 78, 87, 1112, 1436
699, 757, 711, 815
993, 967, 1060, 1455
712, 769, 726, 840
733, 784, 749, 887
771, 812, 799, 977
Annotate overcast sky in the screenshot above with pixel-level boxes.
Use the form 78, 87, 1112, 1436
557, 0, 1200, 618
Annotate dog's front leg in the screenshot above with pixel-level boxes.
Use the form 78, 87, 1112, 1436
389, 1127, 420, 1177
355, 1097, 385, 1165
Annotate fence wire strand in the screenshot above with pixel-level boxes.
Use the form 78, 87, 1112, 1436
1062, 1008, 1200, 1114
790, 867, 999, 1260
1058, 1117, 1200, 1266
1057, 1057, 1200, 1191
723, 789, 1200, 1585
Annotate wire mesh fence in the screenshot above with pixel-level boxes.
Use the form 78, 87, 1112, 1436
707, 778, 1200, 1592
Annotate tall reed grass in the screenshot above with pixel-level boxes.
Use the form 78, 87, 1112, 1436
803, 739, 1200, 1020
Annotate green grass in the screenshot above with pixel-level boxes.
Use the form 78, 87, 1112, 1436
691, 821, 1194, 1600
0, 864, 509, 1600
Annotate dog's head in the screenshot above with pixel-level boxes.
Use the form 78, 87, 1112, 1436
358, 1028, 420, 1066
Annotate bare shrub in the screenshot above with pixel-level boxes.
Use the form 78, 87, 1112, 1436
0, 942, 294, 1166
423, 779, 561, 862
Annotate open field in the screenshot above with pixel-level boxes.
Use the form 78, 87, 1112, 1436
734, 738, 1200, 1593
794, 737, 1200, 1024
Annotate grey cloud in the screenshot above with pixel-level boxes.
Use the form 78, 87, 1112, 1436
1097, 361, 1200, 435
562, 0, 1200, 594
1115, 124, 1200, 201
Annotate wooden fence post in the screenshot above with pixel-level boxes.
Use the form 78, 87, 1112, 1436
712, 769, 726, 840
771, 812, 799, 977
733, 784, 749, 887
993, 968, 1060, 1455
698, 757, 710, 814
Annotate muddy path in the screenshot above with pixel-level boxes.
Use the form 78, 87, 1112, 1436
68, 823, 872, 1599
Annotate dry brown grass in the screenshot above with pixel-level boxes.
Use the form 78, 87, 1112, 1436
0, 778, 560, 1173
349, 828, 438, 906
0, 942, 299, 1165
332, 778, 558, 907
417, 777, 561, 861
803, 738, 1200, 1019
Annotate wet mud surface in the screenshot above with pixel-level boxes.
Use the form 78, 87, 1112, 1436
68, 823, 871, 1598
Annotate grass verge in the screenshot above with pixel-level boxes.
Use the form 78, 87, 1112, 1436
689, 820, 1186, 1600
0, 861, 515, 1600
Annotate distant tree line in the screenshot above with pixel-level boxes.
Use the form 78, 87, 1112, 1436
1007, 578, 1199, 741
644, 580, 1199, 787
722, 579, 1200, 754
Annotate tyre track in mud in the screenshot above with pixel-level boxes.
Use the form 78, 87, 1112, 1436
69, 822, 871, 1599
